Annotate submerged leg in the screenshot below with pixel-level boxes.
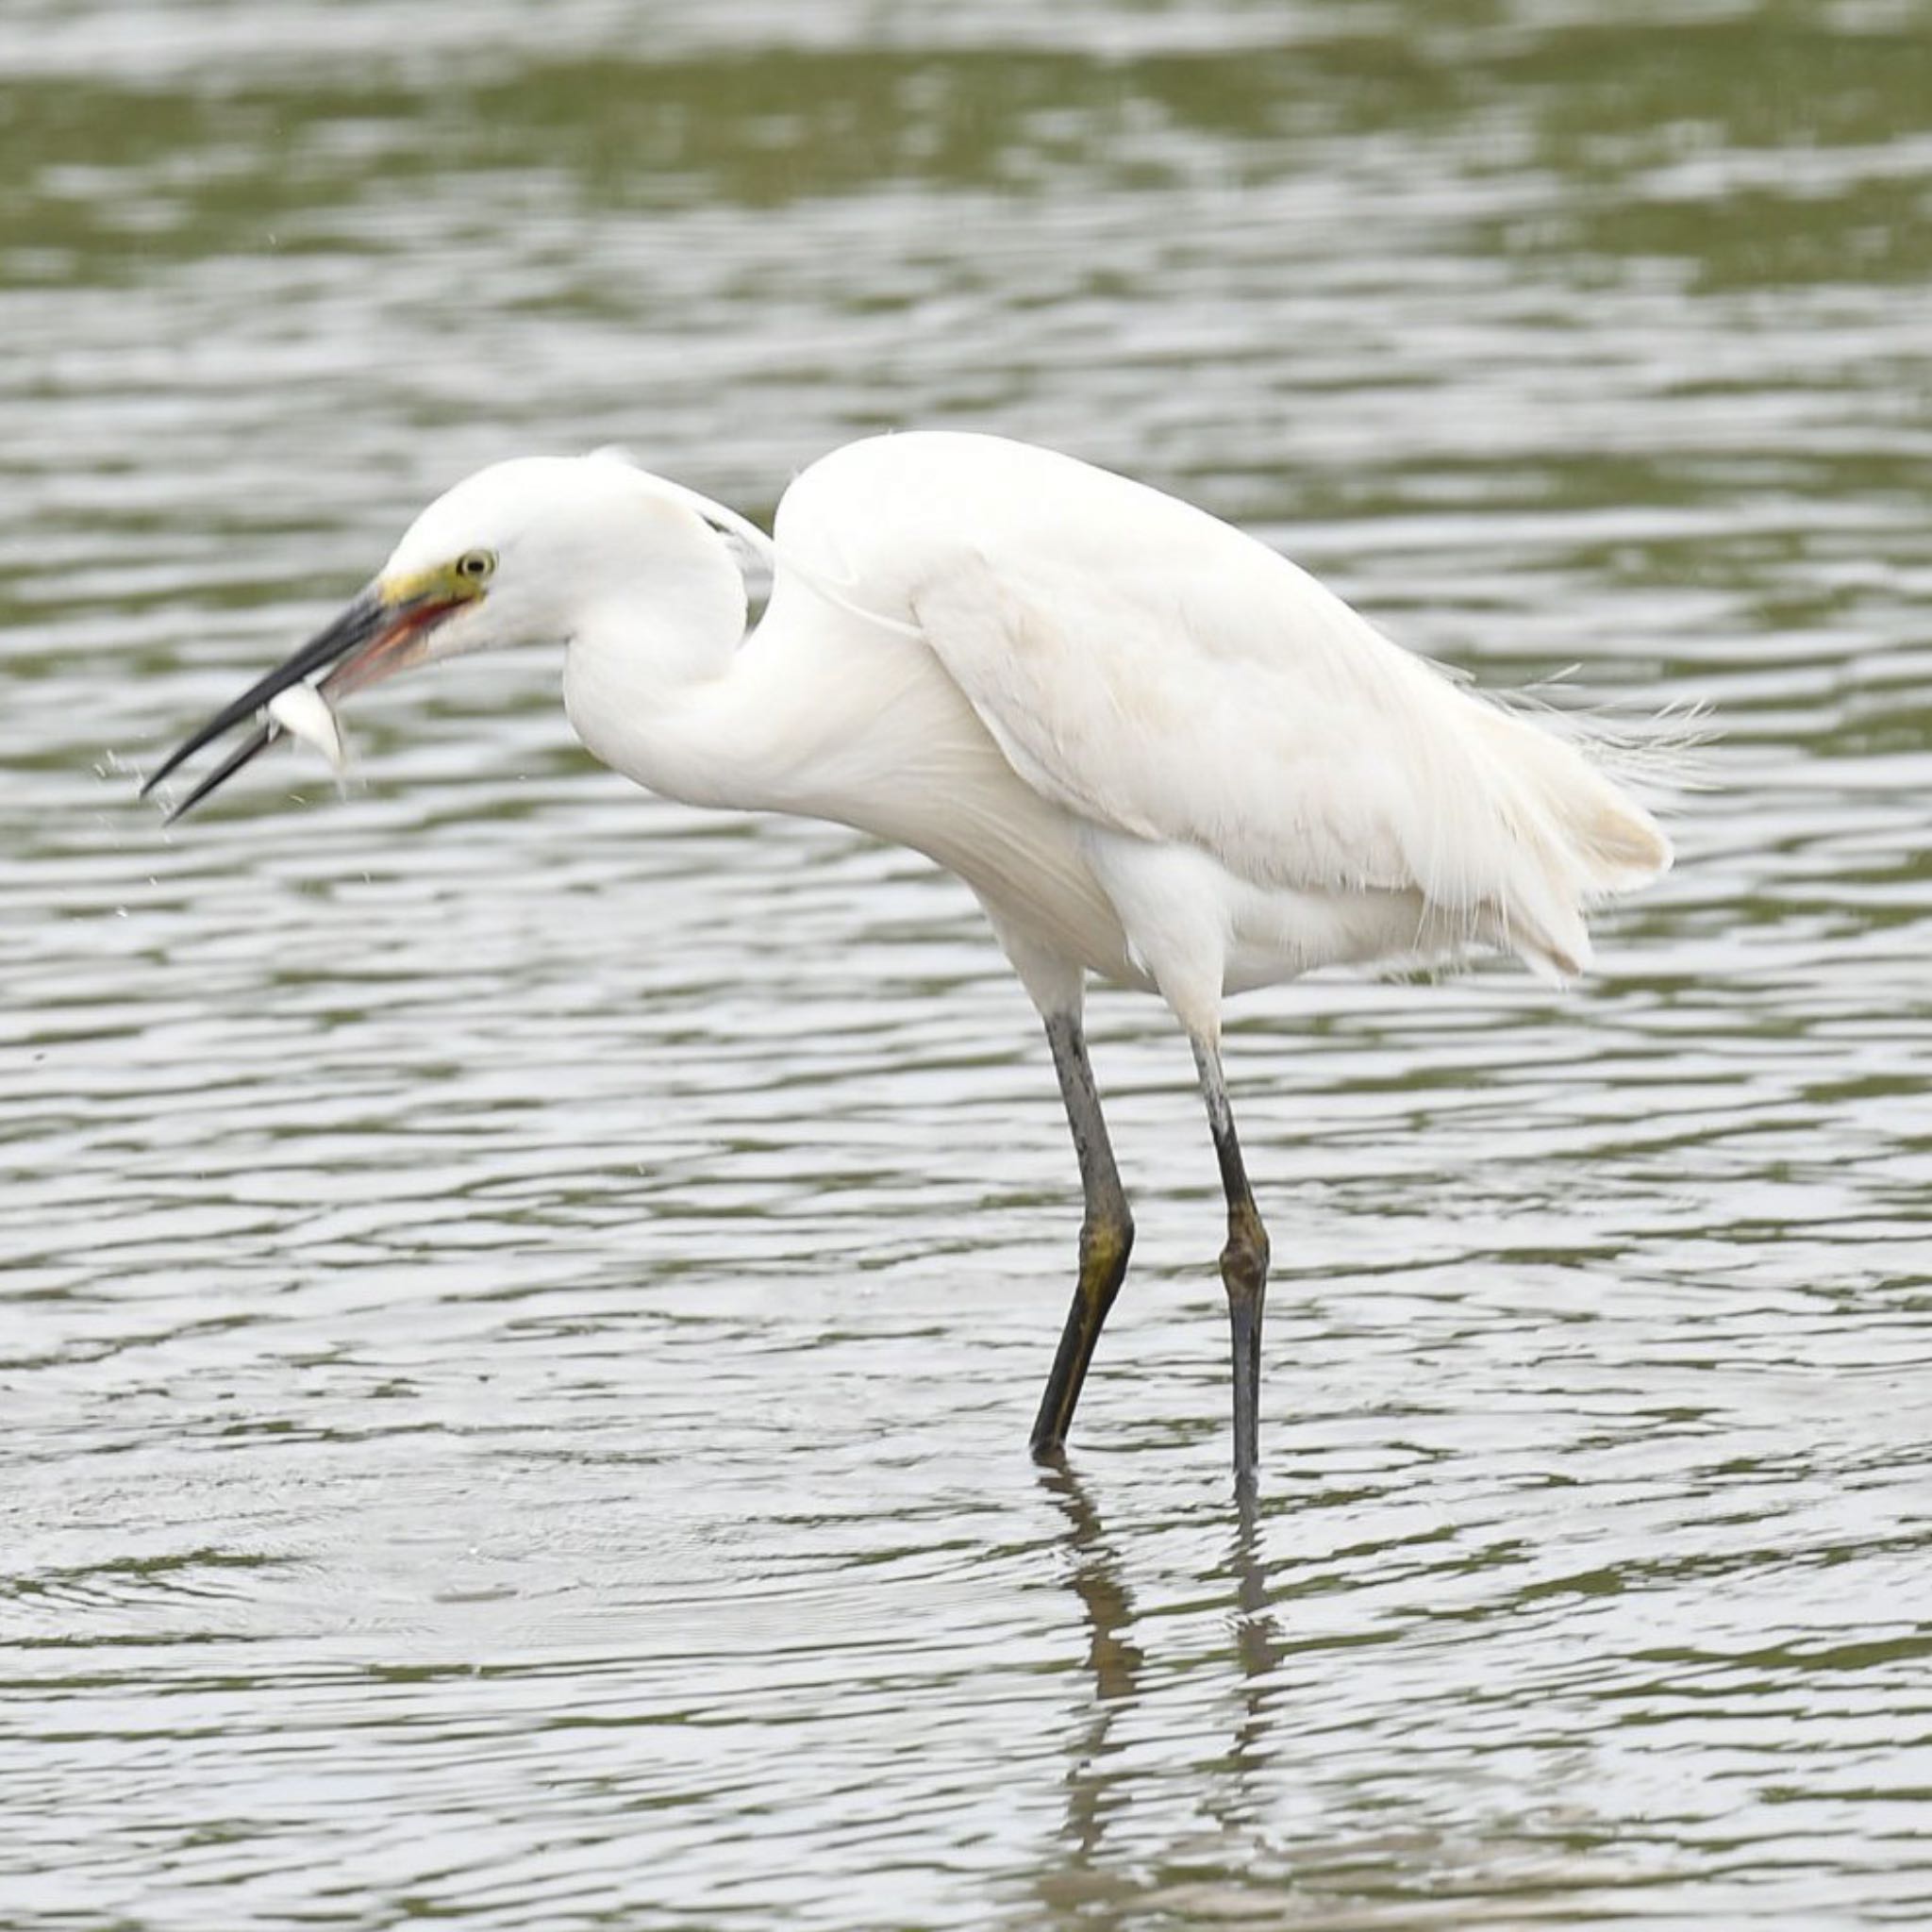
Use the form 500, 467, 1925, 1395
1191, 1037, 1270, 1487
1030, 1009, 1136, 1461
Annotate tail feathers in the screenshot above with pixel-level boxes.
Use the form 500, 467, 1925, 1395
1569, 788, 1673, 891
1469, 700, 1674, 981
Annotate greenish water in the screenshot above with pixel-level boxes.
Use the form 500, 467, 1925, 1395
4, 4, 1930, 1926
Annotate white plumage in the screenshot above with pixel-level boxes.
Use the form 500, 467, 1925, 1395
147, 430, 1673, 1485
785, 436, 1665, 993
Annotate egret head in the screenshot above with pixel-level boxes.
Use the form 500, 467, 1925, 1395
142, 453, 749, 818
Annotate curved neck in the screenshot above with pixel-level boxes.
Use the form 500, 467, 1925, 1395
563, 555, 958, 821
559, 518, 764, 808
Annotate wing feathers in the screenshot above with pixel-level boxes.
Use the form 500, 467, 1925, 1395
912, 543, 1669, 981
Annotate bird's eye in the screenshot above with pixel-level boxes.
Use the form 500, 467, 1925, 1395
456, 548, 496, 584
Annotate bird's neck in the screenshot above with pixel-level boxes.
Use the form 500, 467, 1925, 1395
559, 530, 789, 811
562, 556, 970, 825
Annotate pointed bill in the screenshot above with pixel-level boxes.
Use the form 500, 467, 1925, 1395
142, 576, 467, 818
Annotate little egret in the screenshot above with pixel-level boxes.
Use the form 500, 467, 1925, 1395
143, 432, 1671, 1484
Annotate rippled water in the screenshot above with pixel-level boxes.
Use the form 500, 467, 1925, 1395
6, 3, 1931, 1925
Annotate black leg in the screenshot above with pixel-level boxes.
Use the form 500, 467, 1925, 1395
1192, 1037, 1270, 1488
1030, 1009, 1135, 1461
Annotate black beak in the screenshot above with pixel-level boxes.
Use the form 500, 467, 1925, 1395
157, 719, 280, 823
141, 584, 387, 818
142, 581, 465, 822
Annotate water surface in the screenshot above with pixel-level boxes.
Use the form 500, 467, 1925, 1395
5, 3, 1931, 1926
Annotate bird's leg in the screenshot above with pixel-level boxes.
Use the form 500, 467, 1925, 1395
1191, 1037, 1270, 1488
1030, 1010, 1135, 1462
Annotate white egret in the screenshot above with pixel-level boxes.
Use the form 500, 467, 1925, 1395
143, 431, 1671, 1484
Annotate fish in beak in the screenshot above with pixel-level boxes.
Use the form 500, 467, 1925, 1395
142, 573, 474, 821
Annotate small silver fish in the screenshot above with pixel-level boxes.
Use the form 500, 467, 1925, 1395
266, 682, 347, 773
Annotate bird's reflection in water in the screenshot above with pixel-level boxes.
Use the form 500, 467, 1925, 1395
1039, 1463, 1145, 1869
1038, 1465, 1286, 1905
1224, 1484, 1286, 1798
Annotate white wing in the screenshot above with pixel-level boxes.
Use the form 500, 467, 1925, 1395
785, 434, 1671, 978
911, 546, 1446, 894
